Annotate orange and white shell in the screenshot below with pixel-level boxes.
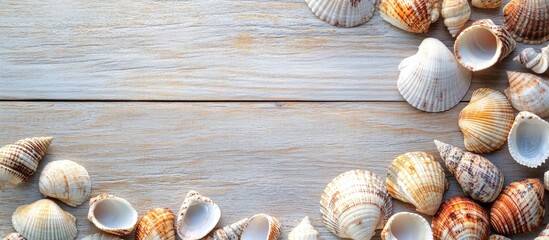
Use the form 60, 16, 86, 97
505, 71, 549, 118
241, 214, 281, 240
379, 0, 441, 33
136, 208, 176, 240
503, 0, 549, 44
432, 196, 490, 240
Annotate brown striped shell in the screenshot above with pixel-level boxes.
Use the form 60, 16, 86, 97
536, 223, 549, 239
503, 0, 549, 44
241, 214, 281, 240
379, 0, 441, 33
488, 235, 511, 240
514, 45, 549, 74
490, 178, 545, 235
2, 233, 26, 240
39, 160, 91, 207
441, 0, 471, 37
306, 0, 378, 27
432, 196, 490, 240
176, 191, 221, 240
88, 194, 139, 236
505, 71, 549, 118
205, 218, 248, 240
12, 199, 77, 240
136, 208, 176, 240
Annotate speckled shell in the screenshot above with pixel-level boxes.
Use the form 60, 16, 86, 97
379, 0, 440, 33
288, 217, 319, 240
441, 0, 471, 37
0, 137, 52, 191
508, 111, 549, 168
435, 140, 504, 202
488, 235, 511, 240
381, 212, 433, 240
205, 218, 248, 240
320, 170, 393, 240
88, 194, 139, 236
472, 0, 501, 8
505, 71, 549, 118
397, 38, 471, 112
2, 233, 26, 240
176, 191, 221, 240
386, 152, 447, 215
241, 214, 280, 240
535, 223, 549, 239
432, 196, 490, 240
82, 233, 123, 240
504, 0, 549, 44
305, 0, 378, 27
458, 88, 514, 153
490, 178, 545, 235
514, 45, 549, 74
12, 199, 77, 240
136, 208, 176, 240
39, 160, 91, 207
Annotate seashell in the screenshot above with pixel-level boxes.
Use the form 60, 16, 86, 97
454, 19, 516, 71
441, 0, 471, 37
503, 0, 549, 44
458, 88, 514, 153
488, 234, 511, 240
381, 212, 433, 240
305, 0, 378, 27
514, 45, 549, 74
241, 214, 281, 240
288, 216, 319, 240
505, 71, 549, 118
88, 194, 139, 236
397, 38, 471, 112
490, 178, 545, 235
0, 137, 52, 191
379, 0, 440, 33
12, 199, 77, 240
82, 233, 123, 240
176, 190, 221, 240
136, 208, 176, 240
320, 169, 393, 240
472, 0, 501, 8
536, 223, 549, 239
508, 111, 549, 168
386, 151, 447, 215
545, 171, 549, 190
39, 160, 91, 207
2, 233, 26, 240
434, 140, 504, 202
205, 218, 249, 240
432, 196, 490, 240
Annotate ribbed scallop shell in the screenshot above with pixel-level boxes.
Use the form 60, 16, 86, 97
536, 223, 549, 239
398, 38, 471, 112
241, 214, 280, 240
12, 199, 77, 240
82, 233, 123, 240
379, 0, 440, 33
458, 88, 514, 153
514, 45, 549, 74
176, 191, 221, 240
491, 178, 545, 235
0, 137, 52, 191
472, 0, 501, 8
503, 0, 549, 44
505, 71, 549, 118
508, 111, 549, 168
39, 160, 91, 207
441, 0, 471, 37
386, 152, 447, 215
136, 208, 176, 240
305, 0, 378, 27
381, 212, 433, 240
288, 217, 319, 240
434, 140, 504, 202
320, 170, 393, 240
432, 196, 490, 240
2, 233, 26, 240
205, 218, 248, 240
88, 194, 139, 236
488, 235, 511, 240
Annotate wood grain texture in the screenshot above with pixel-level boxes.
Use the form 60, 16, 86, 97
0, 102, 547, 239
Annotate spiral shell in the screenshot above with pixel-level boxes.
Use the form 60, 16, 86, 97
441, 0, 471, 37
12, 199, 77, 240
39, 160, 91, 207
379, 0, 440, 33
472, 0, 501, 8
503, 0, 549, 44
536, 223, 549, 239
381, 212, 433, 240
176, 191, 221, 240
288, 217, 319, 240
88, 194, 139, 236
432, 196, 490, 240
514, 45, 549, 74
205, 218, 249, 240
241, 214, 281, 240
136, 208, 176, 240
305, 0, 378, 27
82, 233, 123, 240
508, 111, 549, 168
2, 233, 26, 240
489, 235, 511, 240
505, 71, 549, 118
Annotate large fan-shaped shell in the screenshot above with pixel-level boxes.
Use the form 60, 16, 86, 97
241, 214, 280, 240
491, 178, 545, 235
379, 0, 441, 33
472, 0, 501, 8
432, 196, 490, 240
503, 0, 549, 44
82, 233, 123, 240
508, 111, 549, 168
381, 212, 433, 240
536, 223, 549, 239
514, 45, 549, 74
88, 194, 139, 236
320, 169, 393, 240
2, 233, 26, 240
288, 217, 319, 240
505, 71, 549, 118
205, 218, 249, 240
441, 0, 471, 37
136, 208, 176, 240
305, 0, 378, 27
398, 38, 471, 112
12, 199, 77, 240
39, 160, 91, 207
176, 191, 221, 240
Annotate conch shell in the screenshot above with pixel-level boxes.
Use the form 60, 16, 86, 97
503, 0, 549, 44
536, 223, 549, 239
505, 71, 549, 118
88, 194, 139, 236
2, 233, 26, 240
397, 38, 471, 112
379, 0, 441, 33
39, 160, 91, 207
320, 169, 393, 240
82, 233, 123, 240
441, 0, 471, 37
508, 111, 549, 168
241, 214, 281, 240
381, 212, 433, 240
489, 235, 511, 240
472, 0, 501, 8
305, 0, 378, 27
288, 217, 319, 240
176, 191, 221, 240
432, 196, 490, 240
514, 45, 549, 74
205, 218, 248, 240
12, 199, 77, 240
136, 208, 176, 240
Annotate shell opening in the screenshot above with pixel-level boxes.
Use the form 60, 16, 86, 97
241, 215, 270, 240
180, 202, 220, 237
94, 199, 137, 229
513, 119, 549, 159
389, 215, 426, 240
457, 27, 500, 70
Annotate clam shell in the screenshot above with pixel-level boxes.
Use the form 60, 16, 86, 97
88, 194, 139, 236
136, 208, 176, 240
458, 88, 514, 153
432, 196, 490, 240
536, 223, 549, 239
488, 234, 511, 240
490, 178, 545, 235
397, 38, 471, 112
39, 160, 91, 207
381, 212, 433, 240
305, 0, 378, 27
320, 169, 393, 240
472, 0, 501, 8
434, 140, 504, 202
508, 111, 549, 168
2, 233, 26, 240
454, 19, 516, 71
205, 218, 249, 240
288, 217, 319, 240
379, 0, 440, 33
82, 233, 123, 240
514, 45, 549, 74
0, 137, 52, 191
386, 151, 447, 215
241, 214, 281, 240
12, 199, 77, 240
441, 0, 471, 37
176, 190, 221, 240
503, 0, 549, 44
505, 71, 549, 118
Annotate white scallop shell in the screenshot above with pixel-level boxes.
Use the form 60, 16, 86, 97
241, 214, 281, 240
288, 217, 319, 240
12, 199, 77, 240
88, 194, 139, 236
381, 212, 433, 240
508, 111, 549, 168
305, 0, 378, 27
39, 160, 91, 207
176, 190, 221, 240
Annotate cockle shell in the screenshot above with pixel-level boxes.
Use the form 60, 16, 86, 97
397, 38, 471, 112
136, 208, 176, 240
491, 178, 545, 235
508, 111, 549, 168
435, 140, 504, 202
441, 0, 471, 37
381, 212, 433, 240
505, 71, 549, 118
386, 151, 447, 215
472, 0, 501, 8
176, 191, 221, 240
503, 0, 549, 44
432, 196, 490, 240
458, 88, 514, 153
2, 233, 26, 240
454, 19, 516, 71
379, 0, 440, 33
205, 218, 249, 240
39, 160, 91, 207
12, 199, 77, 240
0, 137, 52, 191
488, 234, 511, 240
241, 214, 281, 240
82, 233, 123, 240
288, 217, 319, 240
514, 45, 549, 74
536, 223, 549, 239
305, 0, 378, 27
320, 169, 393, 240
88, 194, 139, 236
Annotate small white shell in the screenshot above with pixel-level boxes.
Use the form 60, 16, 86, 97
514, 45, 549, 74
176, 190, 221, 240
81, 233, 123, 240
288, 217, 319, 240
205, 218, 249, 240
87, 194, 139, 236
381, 212, 433, 240
241, 214, 281, 240
305, 0, 378, 27
39, 160, 91, 207
2, 233, 26, 240
441, 0, 471, 37
508, 111, 549, 168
